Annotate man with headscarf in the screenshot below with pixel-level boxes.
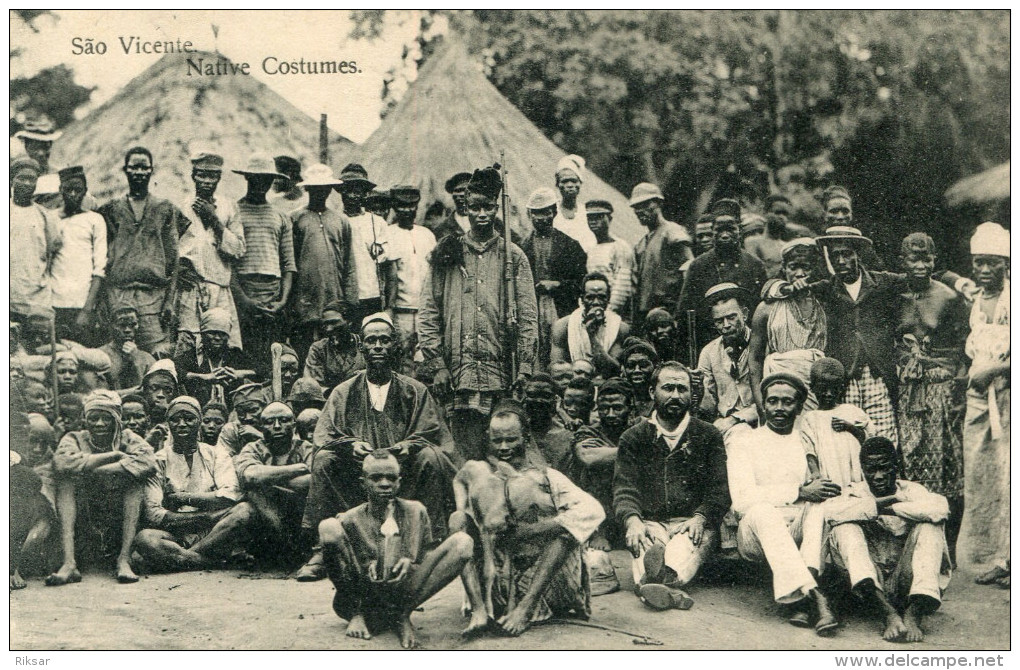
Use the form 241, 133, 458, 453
50, 166, 106, 344
49, 390, 156, 585
289, 164, 358, 361
419, 167, 539, 462
268, 155, 307, 215
10, 156, 62, 324
960, 223, 1011, 587
174, 307, 257, 407
215, 382, 271, 456
520, 187, 588, 369
387, 185, 437, 370
139, 359, 180, 437
629, 183, 693, 329
677, 199, 767, 354
300, 313, 457, 581
229, 153, 297, 377
585, 199, 636, 319
174, 149, 245, 351
302, 302, 366, 395
134, 396, 255, 572
552, 155, 597, 253
98, 146, 186, 354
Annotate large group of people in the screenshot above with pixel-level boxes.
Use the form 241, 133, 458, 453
9, 123, 1010, 649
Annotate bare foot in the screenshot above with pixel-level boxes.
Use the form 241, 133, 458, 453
461, 611, 490, 639
883, 614, 908, 642
10, 570, 27, 590
398, 615, 419, 649
588, 532, 611, 553
44, 564, 81, 587
497, 607, 531, 637
902, 608, 924, 643
346, 614, 372, 640
117, 559, 140, 584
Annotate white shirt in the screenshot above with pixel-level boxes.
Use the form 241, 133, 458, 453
726, 425, 808, 516
50, 210, 106, 308
843, 274, 862, 301
649, 411, 690, 451
348, 212, 393, 301
553, 201, 596, 253
388, 223, 437, 310
367, 379, 391, 412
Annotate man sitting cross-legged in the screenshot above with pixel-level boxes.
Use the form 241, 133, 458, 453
133, 396, 256, 572
49, 390, 156, 585
299, 313, 457, 581
234, 401, 314, 564
319, 451, 475, 648
451, 401, 605, 637
727, 373, 838, 635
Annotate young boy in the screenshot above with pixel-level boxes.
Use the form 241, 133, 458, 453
319, 451, 476, 648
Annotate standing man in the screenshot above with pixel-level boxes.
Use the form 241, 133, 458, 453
289, 164, 357, 361
521, 187, 588, 368
961, 223, 1010, 583
746, 213, 805, 279
229, 153, 297, 377
365, 189, 392, 222
387, 185, 437, 368
429, 172, 472, 242
175, 150, 245, 351
418, 167, 539, 461
98, 147, 186, 355
50, 166, 105, 344
552, 155, 596, 253
585, 199, 635, 320
630, 183, 693, 330
337, 163, 397, 325
10, 156, 62, 324
268, 155, 307, 215
677, 199, 767, 355
613, 361, 730, 610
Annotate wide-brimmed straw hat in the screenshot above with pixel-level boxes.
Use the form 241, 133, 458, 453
816, 225, 873, 249
231, 152, 287, 179
298, 163, 344, 188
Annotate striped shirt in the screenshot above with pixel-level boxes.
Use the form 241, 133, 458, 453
233, 201, 296, 278
586, 238, 635, 314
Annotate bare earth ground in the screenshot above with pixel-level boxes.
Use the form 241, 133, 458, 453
10, 552, 1009, 651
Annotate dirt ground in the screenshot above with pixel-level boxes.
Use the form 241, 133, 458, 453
10, 551, 1009, 651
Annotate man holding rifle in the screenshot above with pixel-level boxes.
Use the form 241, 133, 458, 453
418, 166, 538, 462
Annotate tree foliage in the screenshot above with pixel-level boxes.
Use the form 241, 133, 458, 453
10, 64, 96, 131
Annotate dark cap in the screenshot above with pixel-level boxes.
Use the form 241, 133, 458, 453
711, 198, 742, 221
760, 372, 809, 401
58, 165, 86, 183
339, 163, 376, 189
390, 185, 421, 205
585, 199, 613, 215
445, 172, 472, 193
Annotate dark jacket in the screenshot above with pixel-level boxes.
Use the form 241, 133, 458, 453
676, 249, 767, 354
612, 416, 730, 527
174, 345, 256, 407
519, 228, 588, 317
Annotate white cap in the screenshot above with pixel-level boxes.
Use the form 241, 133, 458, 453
970, 221, 1010, 258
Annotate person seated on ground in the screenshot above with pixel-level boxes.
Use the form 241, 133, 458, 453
295, 408, 321, 443
571, 358, 596, 385
286, 377, 326, 416
613, 361, 730, 611
49, 390, 156, 585
548, 360, 575, 397
216, 383, 271, 455
521, 373, 574, 469
120, 393, 151, 439
696, 283, 759, 442
233, 401, 314, 565
303, 302, 365, 395
15, 313, 113, 389
55, 393, 85, 437
10, 449, 49, 590
200, 401, 229, 445
557, 377, 596, 432
134, 396, 255, 573
174, 307, 257, 407
10, 414, 57, 589
137, 359, 180, 451
550, 272, 630, 379
620, 338, 659, 418
279, 344, 301, 399
320, 451, 476, 648
644, 307, 681, 365
20, 379, 56, 424
452, 401, 605, 637
845, 436, 954, 642
299, 313, 457, 582
48, 350, 106, 396
727, 373, 838, 636
99, 307, 156, 393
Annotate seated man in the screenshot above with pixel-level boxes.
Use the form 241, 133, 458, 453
303, 302, 365, 395
174, 307, 256, 407
233, 401, 313, 563
319, 451, 476, 648
727, 373, 838, 635
99, 306, 156, 393
50, 390, 156, 585
613, 361, 730, 610
301, 313, 457, 581
696, 283, 759, 441
136, 359, 180, 451
521, 373, 574, 469
216, 382, 271, 455
287, 377, 326, 418
548, 360, 575, 396
121, 393, 151, 438
550, 272, 630, 378
452, 400, 605, 637
134, 396, 255, 572
199, 401, 229, 445
620, 339, 658, 418
10, 414, 56, 589
558, 377, 596, 431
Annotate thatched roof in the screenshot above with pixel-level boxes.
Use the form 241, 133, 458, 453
945, 161, 1010, 208
50, 51, 352, 205
342, 38, 646, 244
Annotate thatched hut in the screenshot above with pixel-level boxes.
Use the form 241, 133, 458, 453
343, 38, 647, 244
50, 51, 352, 206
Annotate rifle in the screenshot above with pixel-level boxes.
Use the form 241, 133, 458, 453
498, 154, 518, 385
686, 310, 698, 369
